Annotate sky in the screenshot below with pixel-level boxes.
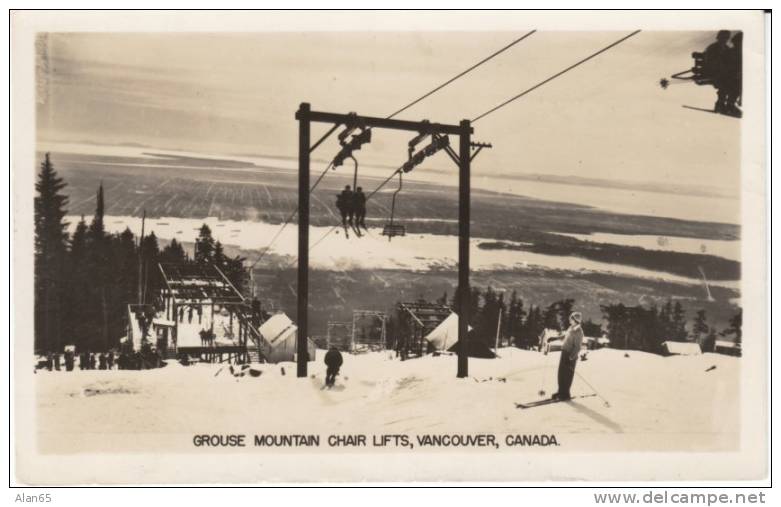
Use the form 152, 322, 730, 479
36, 30, 740, 197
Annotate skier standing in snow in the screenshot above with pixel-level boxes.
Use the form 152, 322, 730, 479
336, 185, 354, 231
324, 346, 344, 387
352, 186, 367, 231
64, 350, 74, 371
553, 312, 584, 401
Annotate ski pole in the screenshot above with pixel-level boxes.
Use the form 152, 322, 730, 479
574, 369, 611, 408
538, 347, 556, 397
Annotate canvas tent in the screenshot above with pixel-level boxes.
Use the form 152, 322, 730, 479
661, 341, 702, 356
423, 313, 470, 351
258, 313, 316, 363
423, 313, 494, 358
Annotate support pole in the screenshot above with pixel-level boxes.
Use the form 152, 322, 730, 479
457, 119, 471, 378
297, 102, 310, 377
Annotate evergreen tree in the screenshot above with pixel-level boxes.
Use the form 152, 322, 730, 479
702, 328, 717, 353
671, 301, 688, 341
721, 309, 742, 345
519, 305, 544, 349
34, 153, 69, 353
659, 299, 674, 338
505, 290, 525, 346
692, 309, 709, 342
85, 183, 112, 351
601, 303, 628, 349
63, 216, 90, 351
223, 254, 248, 294
195, 224, 215, 264
475, 287, 502, 347
601, 303, 665, 353
88, 183, 105, 238
213, 241, 227, 270
161, 238, 187, 264
581, 318, 602, 337
69, 216, 88, 261
543, 298, 575, 331
113, 228, 139, 309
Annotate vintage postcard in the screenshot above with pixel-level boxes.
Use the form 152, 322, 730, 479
11, 10, 769, 484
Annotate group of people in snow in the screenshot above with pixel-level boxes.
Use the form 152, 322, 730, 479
317, 311, 585, 398
37, 342, 163, 372
38, 350, 114, 372
699, 30, 743, 116
335, 185, 368, 232
37, 307, 585, 400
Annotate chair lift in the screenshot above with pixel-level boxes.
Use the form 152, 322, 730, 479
382, 171, 406, 240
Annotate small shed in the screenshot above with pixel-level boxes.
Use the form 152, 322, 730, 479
539, 328, 563, 353
714, 339, 741, 357
661, 341, 702, 356
258, 313, 316, 363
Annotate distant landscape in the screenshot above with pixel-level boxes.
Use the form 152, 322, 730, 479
44, 149, 740, 284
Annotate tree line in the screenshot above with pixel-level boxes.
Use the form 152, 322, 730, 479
35, 153, 741, 356
34, 154, 247, 354
437, 286, 742, 354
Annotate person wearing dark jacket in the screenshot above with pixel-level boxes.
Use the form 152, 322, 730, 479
336, 185, 354, 229
352, 187, 367, 231
64, 351, 75, 371
324, 347, 344, 387
552, 312, 584, 401
703, 30, 732, 113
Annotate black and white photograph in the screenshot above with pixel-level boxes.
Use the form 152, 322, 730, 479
10, 9, 770, 486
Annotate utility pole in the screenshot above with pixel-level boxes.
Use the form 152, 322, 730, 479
494, 307, 503, 355
137, 208, 146, 305
457, 119, 471, 378
297, 103, 310, 377
296, 104, 484, 378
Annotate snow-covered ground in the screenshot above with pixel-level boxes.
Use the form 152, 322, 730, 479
36, 348, 739, 453
66, 215, 739, 289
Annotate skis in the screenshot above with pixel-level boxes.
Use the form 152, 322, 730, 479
682, 105, 741, 118
515, 393, 596, 409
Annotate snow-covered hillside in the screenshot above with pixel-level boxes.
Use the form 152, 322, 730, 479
36, 348, 739, 454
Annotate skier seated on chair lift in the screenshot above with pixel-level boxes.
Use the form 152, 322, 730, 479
695, 30, 741, 116
353, 187, 367, 231
336, 185, 354, 228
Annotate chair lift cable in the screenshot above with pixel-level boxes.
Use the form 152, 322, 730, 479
255, 31, 539, 268
471, 30, 641, 123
